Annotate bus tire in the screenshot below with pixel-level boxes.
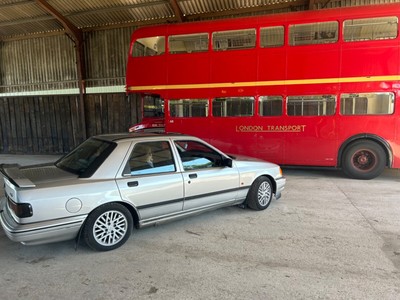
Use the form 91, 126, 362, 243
342, 140, 386, 180
246, 176, 273, 210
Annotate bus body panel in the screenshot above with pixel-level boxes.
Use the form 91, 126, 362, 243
126, 3, 400, 177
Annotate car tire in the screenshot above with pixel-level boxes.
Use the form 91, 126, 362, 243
83, 203, 133, 251
246, 176, 273, 210
342, 140, 386, 180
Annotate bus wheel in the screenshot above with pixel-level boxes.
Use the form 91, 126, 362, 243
246, 176, 273, 210
342, 140, 386, 180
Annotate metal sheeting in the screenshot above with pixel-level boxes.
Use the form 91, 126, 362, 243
179, 0, 297, 15
2, 0, 400, 39
84, 26, 135, 87
313, 0, 400, 9
0, 35, 77, 94
0, 25, 136, 94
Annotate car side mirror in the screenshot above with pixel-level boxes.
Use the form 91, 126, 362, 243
222, 157, 233, 168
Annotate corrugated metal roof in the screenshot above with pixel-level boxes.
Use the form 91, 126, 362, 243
0, 0, 399, 39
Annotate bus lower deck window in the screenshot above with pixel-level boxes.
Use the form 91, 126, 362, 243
340, 92, 394, 115
169, 99, 209, 117
259, 96, 283, 116
287, 95, 336, 116
212, 97, 254, 117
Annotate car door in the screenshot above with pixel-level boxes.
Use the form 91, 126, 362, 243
117, 140, 184, 221
173, 140, 240, 211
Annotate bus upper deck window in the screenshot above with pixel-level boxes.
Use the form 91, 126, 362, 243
132, 36, 165, 57
343, 17, 398, 42
212, 29, 256, 51
169, 33, 209, 54
260, 26, 284, 48
289, 21, 338, 46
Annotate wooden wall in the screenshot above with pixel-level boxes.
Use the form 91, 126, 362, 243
0, 93, 140, 154
0, 26, 141, 154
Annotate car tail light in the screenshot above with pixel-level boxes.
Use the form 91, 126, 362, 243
7, 198, 32, 218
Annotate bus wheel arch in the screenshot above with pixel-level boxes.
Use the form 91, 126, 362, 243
338, 136, 391, 180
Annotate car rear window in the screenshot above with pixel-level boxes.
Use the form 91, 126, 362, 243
55, 138, 116, 177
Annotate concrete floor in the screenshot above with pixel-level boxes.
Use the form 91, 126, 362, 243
0, 155, 399, 299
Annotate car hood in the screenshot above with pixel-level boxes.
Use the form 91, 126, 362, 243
231, 154, 278, 169
0, 163, 76, 188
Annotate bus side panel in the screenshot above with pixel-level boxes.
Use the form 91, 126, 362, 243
286, 45, 340, 82
282, 112, 337, 166
210, 49, 258, 84
209, 116, 285, 164
127, 56, 168, 89
258, 47, 286, 82
341, 41, 399, 78
167, 52, 210, 85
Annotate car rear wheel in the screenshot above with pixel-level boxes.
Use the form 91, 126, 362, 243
246, 176, 273, 210
83, 203, 133, 251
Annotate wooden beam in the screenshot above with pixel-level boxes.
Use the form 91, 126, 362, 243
169, 0, 185, 23
35, 0, 87, 139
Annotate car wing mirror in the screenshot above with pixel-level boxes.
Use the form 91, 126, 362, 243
222, 157, 233, 168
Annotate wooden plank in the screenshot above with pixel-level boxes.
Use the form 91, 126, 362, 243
113, 94, 120, 133
0, 99, 6, 152
0, 93, 139, 154
17, 98, 27, 153
24, 97, 33, 152
95, 94, 103, 135
48, 96, 57, 152
53, 97, 64, 153
8, 98, 17, 153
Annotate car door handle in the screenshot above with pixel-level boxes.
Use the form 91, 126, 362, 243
189, 173, 197, 179
127, 181, 139, 187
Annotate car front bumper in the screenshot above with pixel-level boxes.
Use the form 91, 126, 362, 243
0, 197, 86, 246
275, 176, 286, 200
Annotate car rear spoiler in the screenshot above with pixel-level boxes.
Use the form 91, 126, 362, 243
0, 164, 36, 188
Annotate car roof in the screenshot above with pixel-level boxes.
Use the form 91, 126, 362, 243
94, 132, 189, 142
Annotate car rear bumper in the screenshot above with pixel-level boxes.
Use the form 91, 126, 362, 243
275, 177, 286, 200
0, 197, 86, 246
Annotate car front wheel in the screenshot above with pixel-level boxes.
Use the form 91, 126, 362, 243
83, 203, 133, 251
246, 176, 273, 210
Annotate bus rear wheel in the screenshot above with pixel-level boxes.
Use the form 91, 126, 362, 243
342, 140, 386, 180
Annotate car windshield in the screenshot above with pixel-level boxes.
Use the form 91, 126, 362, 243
55, 138, 116, 177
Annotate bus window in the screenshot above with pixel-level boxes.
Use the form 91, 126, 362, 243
287, 95, 336, 116
212, 97, 254, 117
343, 17, 398, 42
169, 99, 209, 117
169, 33, 209, 54
260, 26, 284, 48
143, 95, 164, 117
212, 29, 256, 51
289, 21, 338, 45
340, 92, 394, 115
259, 96, 283, 116
132, 36, 165, 57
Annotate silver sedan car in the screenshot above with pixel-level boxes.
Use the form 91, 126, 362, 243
0, 133, 285, 251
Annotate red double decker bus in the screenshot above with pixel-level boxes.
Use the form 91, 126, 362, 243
126, 3, 400, 179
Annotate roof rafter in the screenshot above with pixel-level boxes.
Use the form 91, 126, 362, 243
169, 0, 186, 22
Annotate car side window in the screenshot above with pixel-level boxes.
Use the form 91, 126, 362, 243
127, 141, 175, 175
174, 140, 223, 171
